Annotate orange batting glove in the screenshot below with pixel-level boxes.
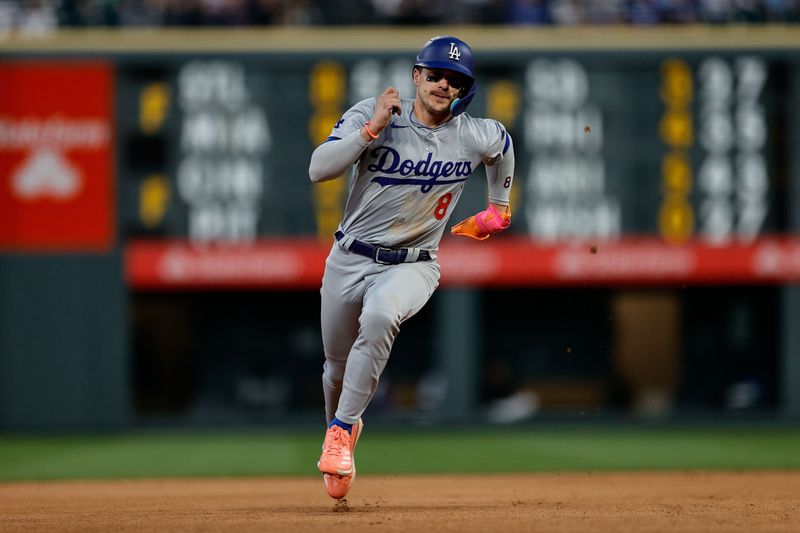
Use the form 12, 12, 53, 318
451, 204, 511, 240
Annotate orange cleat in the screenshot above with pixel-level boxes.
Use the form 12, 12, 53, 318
320, 419, 364, 499
322, 472, 352, 500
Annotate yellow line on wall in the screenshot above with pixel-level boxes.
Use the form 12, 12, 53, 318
2, 25, 800, 54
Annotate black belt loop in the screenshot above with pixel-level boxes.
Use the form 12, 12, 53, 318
334, 231, 431, 265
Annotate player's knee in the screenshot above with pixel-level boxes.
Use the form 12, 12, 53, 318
360, 308, 400, 334
322, 359, 346, 384
358, 309, 400, 355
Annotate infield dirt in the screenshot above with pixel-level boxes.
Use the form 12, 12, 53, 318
1, 472, 798, 532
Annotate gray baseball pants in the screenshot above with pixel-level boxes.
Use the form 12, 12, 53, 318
320, 241, 440, 425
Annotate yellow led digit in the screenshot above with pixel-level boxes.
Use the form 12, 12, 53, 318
309, 61, 346, 241
658, 58, 694, 243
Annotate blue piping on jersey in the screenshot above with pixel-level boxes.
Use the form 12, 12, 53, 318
324, 136, 341, 143
502, 132, 510, 155
371, 175, 469, 193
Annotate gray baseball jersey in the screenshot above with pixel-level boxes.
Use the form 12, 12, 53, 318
309, 97, 515, 425
313, 97, 514, 249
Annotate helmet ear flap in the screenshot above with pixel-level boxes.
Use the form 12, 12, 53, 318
450, 80, 477, 117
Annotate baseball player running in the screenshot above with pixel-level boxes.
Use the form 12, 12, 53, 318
308, 35, 515, 499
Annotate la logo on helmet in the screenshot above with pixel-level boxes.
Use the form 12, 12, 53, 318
448, 43, 461, 61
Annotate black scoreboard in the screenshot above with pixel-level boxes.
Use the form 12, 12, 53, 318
115, 47, 796, 248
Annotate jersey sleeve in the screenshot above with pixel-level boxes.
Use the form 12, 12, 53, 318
326, 98, 376, 142
480, 119, 511, 164
309, 98, 377, 183
486, 133, 514, 206
472, 118, 514, 207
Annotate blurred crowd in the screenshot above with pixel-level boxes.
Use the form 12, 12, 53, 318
1, 0, 798, 33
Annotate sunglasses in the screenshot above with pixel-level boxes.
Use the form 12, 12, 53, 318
424, 70, 468, 90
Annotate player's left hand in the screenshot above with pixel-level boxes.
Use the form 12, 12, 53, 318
451, 204, 511, 240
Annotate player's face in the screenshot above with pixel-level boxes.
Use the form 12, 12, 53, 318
413, 67, 466, 119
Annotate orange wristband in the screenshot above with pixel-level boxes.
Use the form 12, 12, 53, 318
364, 121, 379, 140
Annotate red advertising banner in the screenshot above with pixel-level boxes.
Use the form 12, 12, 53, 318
0, 62, 114, 252
125, 236, 800, 290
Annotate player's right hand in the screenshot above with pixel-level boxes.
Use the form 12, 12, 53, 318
369, 87, 401, 133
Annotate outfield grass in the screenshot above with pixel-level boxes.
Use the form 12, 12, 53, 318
0, 426, 798, 482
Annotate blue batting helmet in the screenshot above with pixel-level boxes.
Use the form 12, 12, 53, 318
415, 35, 477, 117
